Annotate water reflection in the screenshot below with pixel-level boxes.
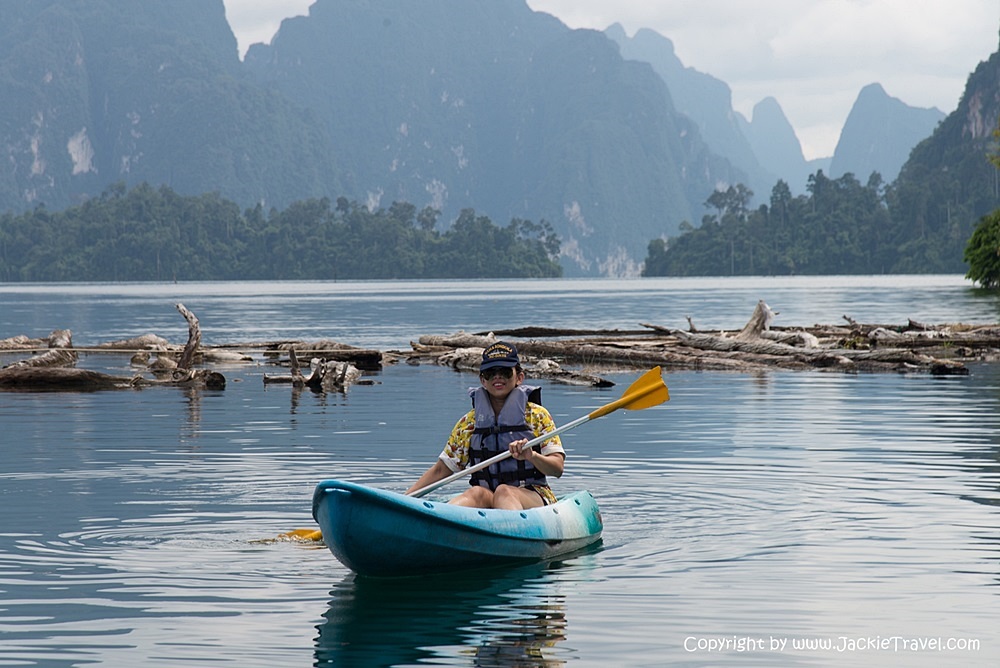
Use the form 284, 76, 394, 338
314, 559, 589, 667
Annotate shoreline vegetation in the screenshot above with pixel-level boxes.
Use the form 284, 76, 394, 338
2, 301, 993, 392
0, 185, 563, 282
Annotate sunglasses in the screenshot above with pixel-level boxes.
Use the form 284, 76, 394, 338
480, 367, 514, 380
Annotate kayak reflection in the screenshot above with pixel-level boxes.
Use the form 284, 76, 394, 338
314, 551, 600, 667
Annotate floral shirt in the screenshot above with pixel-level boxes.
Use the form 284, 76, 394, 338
438, 402, 564, 473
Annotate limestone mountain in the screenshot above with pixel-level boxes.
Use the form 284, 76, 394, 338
737, 97, 813, 193
604, 24, 773, 198
243, 0, 737, 275
0, 0, 339, 212
830, 83, 945, 183
607, 24, 946, 204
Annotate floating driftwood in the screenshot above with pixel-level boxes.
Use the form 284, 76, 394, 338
0, 367, 135, 390
0, 334, 49, 350
2, 329, 78, 369
3, 299, 994, 394
96, 333, 171, 350
145, 303, 226, 389
258, 340, 383, 371
407, 332, 616, 387
263, 346, 363, 393
263, 347, 308, 388
412, 300, 977, 376
0, 304, 226, 391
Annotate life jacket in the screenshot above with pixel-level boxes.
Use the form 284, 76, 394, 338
468, 384, 547, 491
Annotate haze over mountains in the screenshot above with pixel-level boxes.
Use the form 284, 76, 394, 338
0, 0, 982, 276
606, 25, 944, 193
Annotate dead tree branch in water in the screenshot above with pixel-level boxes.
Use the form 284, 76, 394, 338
0, 305, 225, 391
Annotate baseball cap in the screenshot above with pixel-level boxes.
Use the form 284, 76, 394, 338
480, 341, 520, 371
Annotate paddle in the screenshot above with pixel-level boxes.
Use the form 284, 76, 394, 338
410, 365, 669, 497
275, 366, 669, 541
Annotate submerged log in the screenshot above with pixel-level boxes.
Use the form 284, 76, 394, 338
0, 367, 132, 390
0, 329, 137, 390
669, 329, 967, 374
201, 349, 254, 363
131, 350, 179, 376
485, 326, 650, 338
661, 301, 969, 375
137, 368, 227, 390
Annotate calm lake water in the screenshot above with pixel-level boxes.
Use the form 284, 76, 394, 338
1, 276, 999, 667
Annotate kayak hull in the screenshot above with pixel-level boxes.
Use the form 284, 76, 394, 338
311, 479, 603, 577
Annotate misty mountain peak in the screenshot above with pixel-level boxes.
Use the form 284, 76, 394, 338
831, 82, 945, 181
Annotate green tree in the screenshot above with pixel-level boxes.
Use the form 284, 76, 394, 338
642, 173, 894, 276
964, 126, 1000, 288
964, 209, 1000, 288
0, 184, 561, 281
640, 237, 670, 276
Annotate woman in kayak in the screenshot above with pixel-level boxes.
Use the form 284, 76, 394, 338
406, 341, 565, 510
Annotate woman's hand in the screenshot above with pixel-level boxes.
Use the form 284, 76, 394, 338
509, 438, 533, 460
510, 438, 564, 477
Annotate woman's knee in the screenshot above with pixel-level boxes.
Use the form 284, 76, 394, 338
450, 485, 493, 508
492, 484, 528, 509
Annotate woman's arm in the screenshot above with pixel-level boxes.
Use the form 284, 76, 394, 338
405, 458, 454, 494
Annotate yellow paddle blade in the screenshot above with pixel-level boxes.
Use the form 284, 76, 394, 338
277, 528, 323, 542
286, 528, 323, 541
620, 366, 670, 409
588, 366, 669, 419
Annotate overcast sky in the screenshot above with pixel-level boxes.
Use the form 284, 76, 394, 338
222, 0, 1000, 160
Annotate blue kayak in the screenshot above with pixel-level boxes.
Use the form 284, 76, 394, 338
311, 479, 603, 577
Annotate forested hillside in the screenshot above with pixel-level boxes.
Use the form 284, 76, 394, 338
642, 174, 893, 276
885, 49, 1000, 273
0, 183, 561, 281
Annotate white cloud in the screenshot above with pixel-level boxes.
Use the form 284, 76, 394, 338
222, 0, 313, 56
